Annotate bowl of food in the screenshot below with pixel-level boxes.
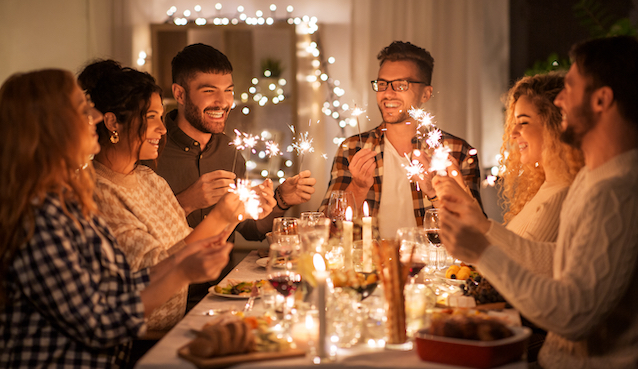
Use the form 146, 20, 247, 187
414, 311, 531, 368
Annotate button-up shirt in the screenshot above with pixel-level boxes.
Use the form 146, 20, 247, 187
319, 123, 483, 226
1, 194, 149, 368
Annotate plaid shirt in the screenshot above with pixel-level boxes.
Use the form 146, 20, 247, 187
1, 195, 149, 368
319, 123, 482, 226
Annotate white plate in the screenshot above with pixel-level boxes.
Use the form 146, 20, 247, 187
255, 257, 269, 268
208, 282, 262, 299
434, 271, 467, 285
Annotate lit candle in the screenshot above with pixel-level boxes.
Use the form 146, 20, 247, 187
343, 206, 353, 269
362, 201, 373, 272
312, 254, 328, 360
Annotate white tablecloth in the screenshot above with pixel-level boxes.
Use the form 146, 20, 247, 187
135, 250, 526, 369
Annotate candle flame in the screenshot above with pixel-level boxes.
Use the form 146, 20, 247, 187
363, 201, 369, 217
313, 253, 326, 271
345, 206, 353, 221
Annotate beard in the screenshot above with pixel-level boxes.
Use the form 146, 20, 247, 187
560, 92, 597, 148
378, 104, 411, 124
183, 90, 229, 134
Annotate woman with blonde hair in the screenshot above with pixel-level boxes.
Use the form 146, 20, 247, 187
0, 69, 232, 368
498, 71, 584, 271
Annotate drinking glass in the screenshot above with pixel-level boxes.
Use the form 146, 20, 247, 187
300, 211, 326, 222
272, 217, 300, 252
326, 190, 356, 240
423, 209, 447, 271
396, 227, 429, 282
266, 244, 301, 333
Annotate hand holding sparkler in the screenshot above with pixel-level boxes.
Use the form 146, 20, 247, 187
276, 170, 317, 208
345, 148, 377, 206
253, 179, 276, 219
432, 175, 489, 236
176, 170, 237, 216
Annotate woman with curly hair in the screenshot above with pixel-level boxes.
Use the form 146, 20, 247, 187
0, 69, 232, 368
497, 71, 584, 275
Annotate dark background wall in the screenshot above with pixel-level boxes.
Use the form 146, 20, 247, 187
509, 0, 635, 83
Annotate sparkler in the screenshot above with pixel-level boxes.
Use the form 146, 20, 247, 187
229, 129, 262, 174
429, 145, 452, 176
228, 179, 262, 220
401, 151, 426, 191
264, 140, 281, 158
352, 105, 366, 147
288, 124, 315, 169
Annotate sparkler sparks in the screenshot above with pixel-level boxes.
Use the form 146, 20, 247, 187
430, 145, 452, 176
401, 153, 426, 182
230, 129, 260, 153
426, 128, 442, 148
228, 179, 262, 220
264, 140, 281, 158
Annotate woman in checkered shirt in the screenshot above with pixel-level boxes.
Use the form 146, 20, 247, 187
0, 69, 232, 368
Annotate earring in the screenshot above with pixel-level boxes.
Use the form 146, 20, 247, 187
110, 130, 120, 144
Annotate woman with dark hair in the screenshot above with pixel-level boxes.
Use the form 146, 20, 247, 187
78, 60, 274, 334
0, 69, 232, 367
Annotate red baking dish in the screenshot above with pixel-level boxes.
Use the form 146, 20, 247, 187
414, 326, 531, 368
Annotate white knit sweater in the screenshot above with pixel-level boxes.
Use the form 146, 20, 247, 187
479, 148, 638, 368
93, 161, 192, 331
486, 181, 569, 277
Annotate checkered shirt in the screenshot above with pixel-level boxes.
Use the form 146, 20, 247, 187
319, 123, 483, 226
1, 195, 149, 368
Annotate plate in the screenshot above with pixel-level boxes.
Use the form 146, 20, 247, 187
255, 257, 289, 269
208, 280, 264, 299
178, 345, 305, 368
434, 271, 467, 285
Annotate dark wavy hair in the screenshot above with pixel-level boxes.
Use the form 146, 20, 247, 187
171, 43, 233, 87
78, 59, 163, 169
570, 36, 638, 127
377, 41, 435, 85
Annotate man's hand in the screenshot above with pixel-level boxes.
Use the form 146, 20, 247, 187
349, 148, 376, 191
438, 207, 490, 264
277, 170, 317, 207
176, 170, 236, 215
433, 176, 489, 233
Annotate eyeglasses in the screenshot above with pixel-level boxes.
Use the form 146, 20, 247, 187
371, 79, 428, 92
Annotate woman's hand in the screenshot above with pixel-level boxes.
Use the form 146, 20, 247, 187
433, 175, 490, 233
254, 179, 276, 219
178, 237, 233, 284
438, 207, 490, 264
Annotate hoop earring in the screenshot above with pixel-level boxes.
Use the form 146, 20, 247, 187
110, 130, 120, 144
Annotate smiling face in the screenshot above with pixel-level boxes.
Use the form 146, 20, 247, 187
138, 93, 166, 161
376, 60, 431, 124
511, 95, 544, 166
182, 71, 234, 134
554, 63, 597, 148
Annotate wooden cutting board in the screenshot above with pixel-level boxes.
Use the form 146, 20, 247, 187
178, 346, 306, 368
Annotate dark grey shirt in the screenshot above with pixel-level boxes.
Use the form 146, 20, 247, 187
143, 109, 265, 241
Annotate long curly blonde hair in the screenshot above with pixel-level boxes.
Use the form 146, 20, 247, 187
0, 69, 97, 304
499, 72, 584, 223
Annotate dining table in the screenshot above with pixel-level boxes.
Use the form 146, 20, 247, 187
135, 250, 527, 369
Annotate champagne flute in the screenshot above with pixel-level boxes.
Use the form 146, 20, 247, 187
272, 217, 300, 253
423, 209, 447, 271
396, 227, 429, 283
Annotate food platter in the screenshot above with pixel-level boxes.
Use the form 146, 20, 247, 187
255, 257, 292, 269
178, 345, 305, 368
208, 280, 264, 299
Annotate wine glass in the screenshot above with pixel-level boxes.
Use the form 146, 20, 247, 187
272, 217, 300, 252
423, 209, 447, 271
300, 211, 326, 222
396, 227, 429, 283
326, 190, 356, 239
266, 244, 301, 332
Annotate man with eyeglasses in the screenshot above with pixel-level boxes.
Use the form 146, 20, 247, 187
319, 41, 482, 239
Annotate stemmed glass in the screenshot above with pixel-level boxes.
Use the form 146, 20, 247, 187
266, 243, 301, 332
396, 227, 429, 283
423, 209, 447, 271
326, 190, 356, 238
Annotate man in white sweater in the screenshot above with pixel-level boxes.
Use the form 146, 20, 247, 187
434, 36, 638, 368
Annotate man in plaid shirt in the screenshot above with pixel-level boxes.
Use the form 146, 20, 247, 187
319, 41, 482, 238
